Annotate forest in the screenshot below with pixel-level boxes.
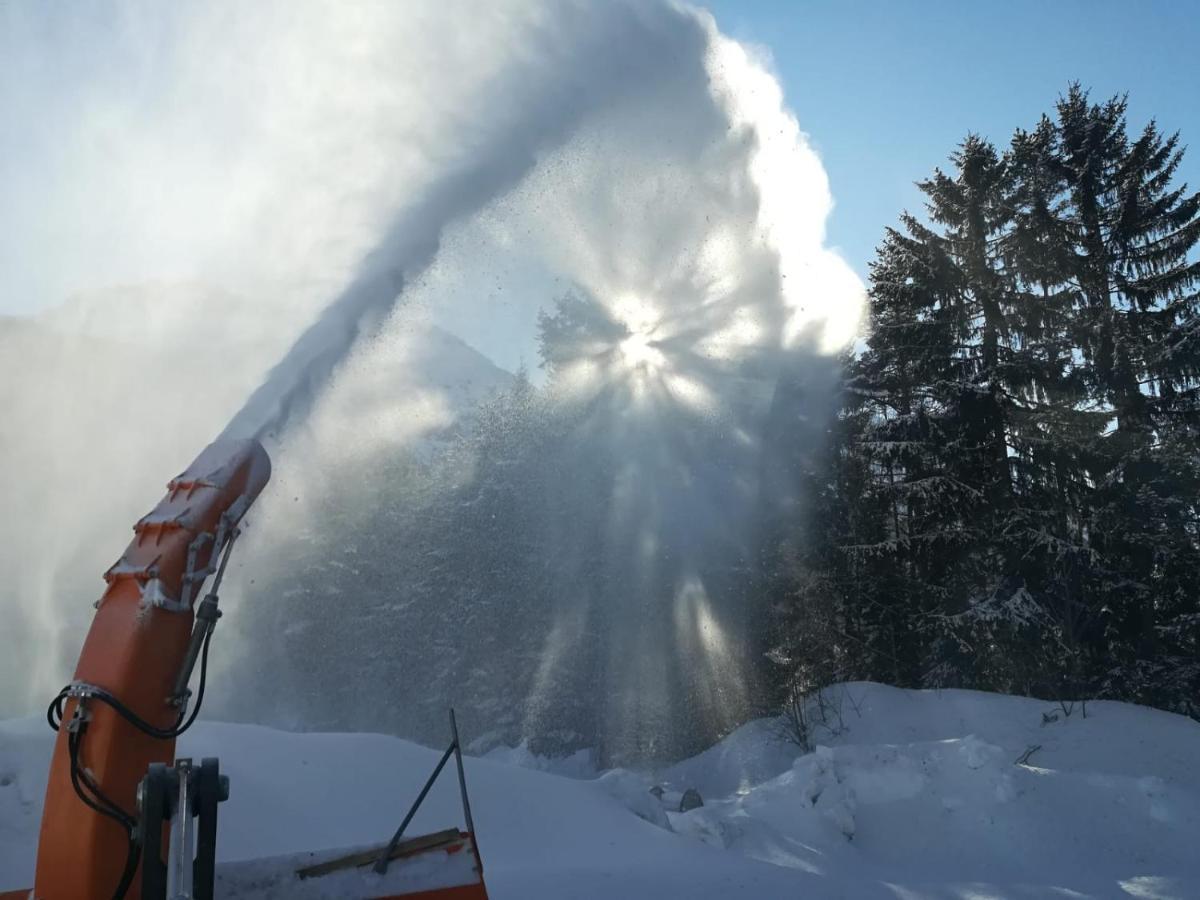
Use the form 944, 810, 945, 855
765, 85, 1200, 730
230, 86, 1199, 763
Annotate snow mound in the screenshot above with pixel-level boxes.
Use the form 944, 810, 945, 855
480, 741, 598, 780
657, 683, 1200, 897
660, 715, 797, 799
3, 683, 1199, 898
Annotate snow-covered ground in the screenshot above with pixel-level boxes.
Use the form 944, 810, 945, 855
2, 683, 1197, 898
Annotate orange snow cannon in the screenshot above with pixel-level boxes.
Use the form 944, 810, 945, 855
31, 439, 271, 900
9, 438, 489, 900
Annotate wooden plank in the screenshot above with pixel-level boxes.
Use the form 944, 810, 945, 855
296, 828, 464, 880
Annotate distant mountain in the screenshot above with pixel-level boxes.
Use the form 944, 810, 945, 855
2, 282, 513, 459
299, 315, 515, 461
0, 282, 514, 718
39, 281, 274, 345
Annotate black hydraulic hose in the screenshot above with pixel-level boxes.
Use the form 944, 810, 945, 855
175, 625, 213, 736
48, 626, 214, 740
67, 730, 134, 830
110, 837, 141, 900
66, 728, 140, 900
43, 624, 213, 900
44, 532, 236, 900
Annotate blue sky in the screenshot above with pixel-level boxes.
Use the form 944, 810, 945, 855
704, 0, 1200, 282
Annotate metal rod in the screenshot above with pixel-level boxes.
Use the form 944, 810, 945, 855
373, 742, 456, 875
207, 528, 238, 591
449, 709, 476, 836
170, 532, 238, 705
167, 760, 194, 900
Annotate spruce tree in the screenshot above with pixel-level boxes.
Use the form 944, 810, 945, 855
1052, 86, 1200, 708
847, 135, 1055, 689
782, 88, 1200, 713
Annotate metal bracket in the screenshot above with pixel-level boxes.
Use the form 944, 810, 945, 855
65, 681, 103, 712
139, 757, 228, 900
65, 697, 92, 733
159, 493, 248, 613
373, 708, 477, 875
168, 531, 238, 707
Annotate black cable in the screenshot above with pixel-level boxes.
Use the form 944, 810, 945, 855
56, 686, 185, 739
47, 626, 213, 740
67, 734, 126, 825
67, 727, 140, 900
111, 836, 141, 900
47, 692, 66, 731
45, 534, 236, 900
47, 532, 233, 737
44, 627, 213, 899
174, 624, 213, 736
67, 730, 135, 830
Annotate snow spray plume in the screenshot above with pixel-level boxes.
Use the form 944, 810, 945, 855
221, 4, 708, 442
0, 0, 715, 714
212, 11, 866, 761
0, 0, 865, 757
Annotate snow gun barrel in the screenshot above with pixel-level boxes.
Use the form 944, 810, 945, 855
10, 438, 489, 900
28, 439, 271, 900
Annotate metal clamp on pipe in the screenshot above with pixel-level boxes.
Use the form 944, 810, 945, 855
170, 530, 239, 709
139, 757, 229, 900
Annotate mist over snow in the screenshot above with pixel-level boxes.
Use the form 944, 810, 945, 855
0, 0, 864, 759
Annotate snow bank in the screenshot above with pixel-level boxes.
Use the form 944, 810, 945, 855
657, 683, 1200, 898
480, 741, 598, 780
3, 683, 1198, 898
0, 721, 814, 899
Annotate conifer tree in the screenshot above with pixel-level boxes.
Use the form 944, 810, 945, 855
775, 87, 1200, 717
846, 135, 1047, 688
1051, 86, 1200, 707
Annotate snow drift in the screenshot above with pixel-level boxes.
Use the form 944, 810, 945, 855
3, 683, 1197, 898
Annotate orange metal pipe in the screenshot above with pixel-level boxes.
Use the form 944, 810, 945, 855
31, 439, 270, 900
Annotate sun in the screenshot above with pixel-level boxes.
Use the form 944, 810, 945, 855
619, 330, 665, 370
613, 294, 666, 372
